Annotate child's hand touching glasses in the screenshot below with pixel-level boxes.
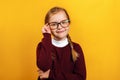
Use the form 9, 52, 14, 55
42, 23, 51, 34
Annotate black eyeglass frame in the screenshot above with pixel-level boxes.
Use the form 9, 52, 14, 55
48, 19, 70, 29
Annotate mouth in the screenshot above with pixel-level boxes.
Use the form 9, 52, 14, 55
56, 30, 65, 33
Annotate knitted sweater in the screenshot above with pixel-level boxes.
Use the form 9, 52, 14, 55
36, 33, 86, 80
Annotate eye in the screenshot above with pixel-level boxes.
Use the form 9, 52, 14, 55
61, 20, 69, 25
61, 21, 67, 24
49, 23, 57, 26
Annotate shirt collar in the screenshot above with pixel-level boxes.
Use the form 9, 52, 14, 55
52, 38, 69, 47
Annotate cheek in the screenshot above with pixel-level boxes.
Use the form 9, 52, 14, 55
51, 29, 56, 35
65, 27, 70, 32
51, 27, 70, 35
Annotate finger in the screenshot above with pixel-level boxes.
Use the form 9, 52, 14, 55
45, 23, 50, 28
37, 69, 42, 72
39, 73, 45, 79
38, 70, 43, 73
40, 74, 46, 79
42, 24, 51, 33
39, 71, 44, 75
37, 69, 44, 73
45, 23, 49, 26
39, 75, 43, 80
42, 26, 47, 33
40, 76, 44, 79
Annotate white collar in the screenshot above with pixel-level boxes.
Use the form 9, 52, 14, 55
52, 38, 69, 47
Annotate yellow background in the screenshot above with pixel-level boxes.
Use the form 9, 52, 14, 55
0, 0, 120, 80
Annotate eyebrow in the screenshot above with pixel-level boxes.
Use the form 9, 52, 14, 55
49, 19, 68, 23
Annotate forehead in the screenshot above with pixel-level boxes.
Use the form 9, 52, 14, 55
49, 11, 67, 22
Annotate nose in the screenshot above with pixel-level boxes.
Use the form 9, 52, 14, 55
57, 23, 62, 29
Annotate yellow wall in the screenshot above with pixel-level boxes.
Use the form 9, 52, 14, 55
0, 0, 120, 80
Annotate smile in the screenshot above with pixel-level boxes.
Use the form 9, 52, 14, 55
56, 30, 65, 33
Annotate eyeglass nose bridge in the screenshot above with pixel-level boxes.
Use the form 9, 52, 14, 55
56, 22, 62, 28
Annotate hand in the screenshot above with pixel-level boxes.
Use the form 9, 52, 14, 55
42, 23, 51, 34
37, 69, 50, 79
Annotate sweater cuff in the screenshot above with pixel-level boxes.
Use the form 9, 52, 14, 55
42, 33, 51, 43
43, 33, 51, 39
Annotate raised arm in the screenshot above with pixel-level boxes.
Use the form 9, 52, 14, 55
36, 33, 52, 71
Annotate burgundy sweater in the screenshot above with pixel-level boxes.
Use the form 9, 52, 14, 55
36, 33, 86, 80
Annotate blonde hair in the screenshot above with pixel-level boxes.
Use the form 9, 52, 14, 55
67, 35, 79, 62
45, 6, 79, 62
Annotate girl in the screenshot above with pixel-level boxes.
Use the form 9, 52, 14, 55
36, 6, 86, 80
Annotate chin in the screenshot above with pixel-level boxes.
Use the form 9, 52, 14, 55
56, 34, 68, 40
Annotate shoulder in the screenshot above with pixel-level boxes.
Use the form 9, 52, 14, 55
72, 42, 83, 54
72, 42, 85, 62
72, 42, 82, 49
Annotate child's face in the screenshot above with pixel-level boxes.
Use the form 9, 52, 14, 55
49, 11, 70, 40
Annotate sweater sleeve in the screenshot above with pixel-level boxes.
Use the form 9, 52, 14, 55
49, 43, 86, 80
36, 33, 52, 72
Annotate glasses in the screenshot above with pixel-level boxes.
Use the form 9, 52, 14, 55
48, 19, 70, 30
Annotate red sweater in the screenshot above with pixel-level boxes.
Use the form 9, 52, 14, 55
36, 33, 86, 80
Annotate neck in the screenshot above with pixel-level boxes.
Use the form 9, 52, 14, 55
52, 37, 69, 47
